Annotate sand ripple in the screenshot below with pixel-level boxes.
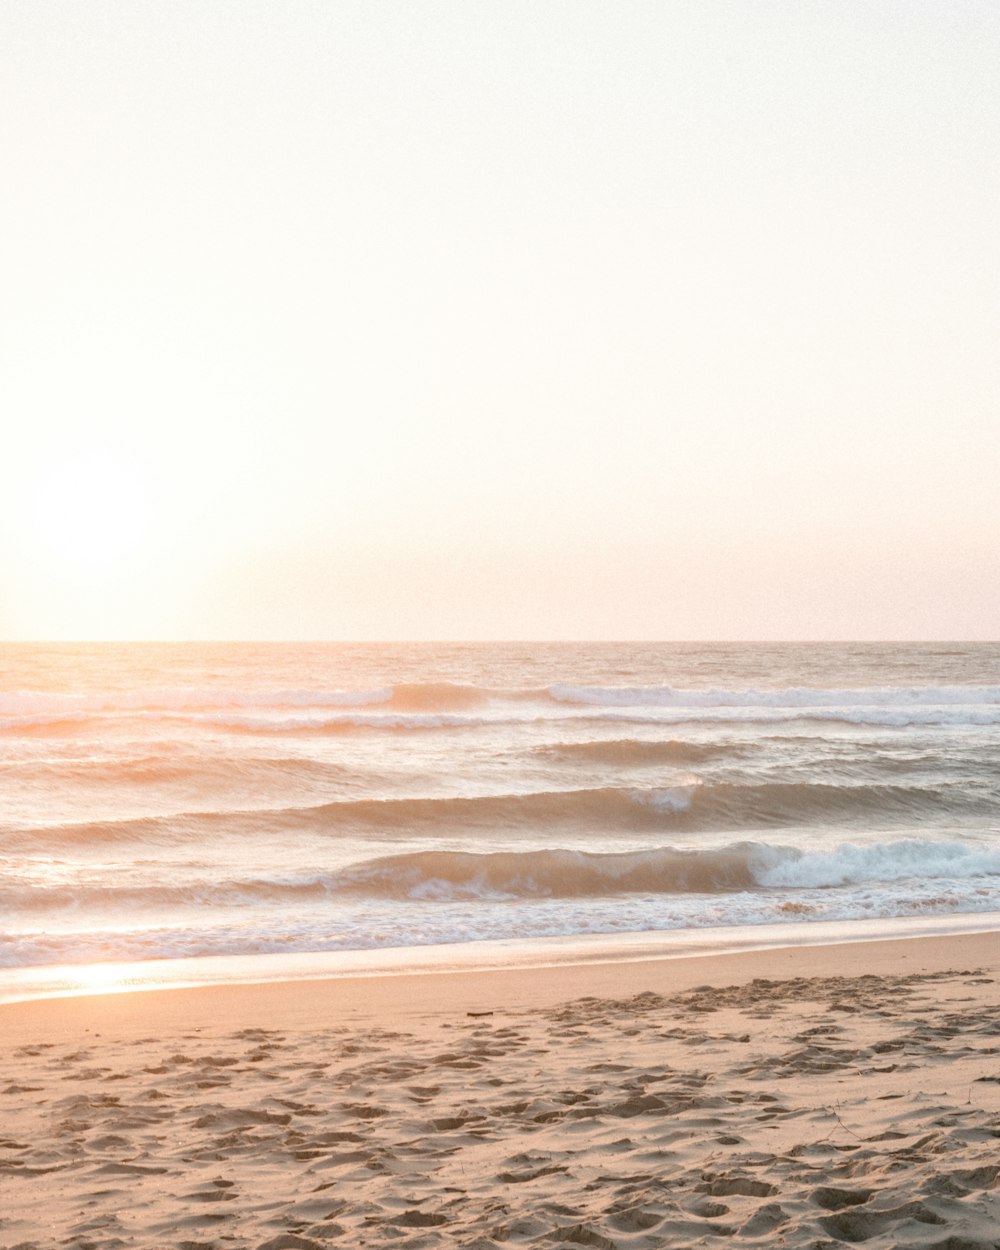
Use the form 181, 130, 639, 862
3, 969, 1000, 1247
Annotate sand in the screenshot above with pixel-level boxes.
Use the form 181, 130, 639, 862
3, 932, 1000, 1249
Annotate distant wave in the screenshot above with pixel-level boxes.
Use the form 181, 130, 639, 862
535, 738, 752, 766
0, 680, 517, 719
2, 680, 1000, 735
0, 687, 393, 716
548, 683, 1000, 708
387, 681, 500, 710
3, 753, 355, 790
7, 705, 1000, 737
187, 702, 1000, 733
0, 710, 520, 737
0, 713, 92, 734
188, 710, 524, 734
10, 779, 998, 849
5, 680, 998, 717
600, 707, 1000, 729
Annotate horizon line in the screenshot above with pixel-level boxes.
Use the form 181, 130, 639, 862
2, 638, 997, 647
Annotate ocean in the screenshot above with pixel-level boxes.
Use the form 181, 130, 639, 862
2, 641, 999, 1001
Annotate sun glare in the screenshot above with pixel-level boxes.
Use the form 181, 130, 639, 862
70, 962, 135, 995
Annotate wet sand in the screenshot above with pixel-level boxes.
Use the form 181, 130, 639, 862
3, 932, 1000, 1248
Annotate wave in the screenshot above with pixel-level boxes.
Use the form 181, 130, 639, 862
535, 738, 750, 766
0, 850, 756, 910
333, 837, 1000, 900
3, 753, 354, 790
6, 788, 668, 847
168, 703, 1000, 732
3, 680, 1000, 735
337, 845, 758, 898
252, 779, 998, 835
8, 837, 1000, 913
0, 687, 393, 716
186, 710, 514, 734
7, 704, 1000, 737
0, 713, 92, 734
386, 681, 500, 710
0, 681, 513, 721
598, 707, 1000, 729
11, 779, 998, 849
0, 712, 513, 738
8, 679, 1000, 719
548, 683, 1000, 709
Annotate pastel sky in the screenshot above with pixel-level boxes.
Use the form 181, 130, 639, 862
2, 1, 998, 640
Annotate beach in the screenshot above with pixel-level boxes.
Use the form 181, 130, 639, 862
5, 642, 1000, 1245
5, 931, 1000, 1249
6, 0, 999, 1238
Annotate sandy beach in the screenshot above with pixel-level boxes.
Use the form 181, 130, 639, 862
3, 933, 1000, 1249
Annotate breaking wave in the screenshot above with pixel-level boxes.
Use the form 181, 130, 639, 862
334, 838, 1000, 900
8, 838, 1000, 914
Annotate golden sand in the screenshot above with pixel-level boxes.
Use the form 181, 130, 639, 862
3, 933, 1000, 1248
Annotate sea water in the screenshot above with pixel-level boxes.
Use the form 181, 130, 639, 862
2, 641, 999, 1000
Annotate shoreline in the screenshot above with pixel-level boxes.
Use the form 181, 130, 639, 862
5, 926, 999, 1039
4, 908, 1000, 1009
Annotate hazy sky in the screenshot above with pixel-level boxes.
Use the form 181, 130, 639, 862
2, 1, 998, 640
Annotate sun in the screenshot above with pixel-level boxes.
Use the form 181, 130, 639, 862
29, 448, 157, 578
6, 438, 198, 638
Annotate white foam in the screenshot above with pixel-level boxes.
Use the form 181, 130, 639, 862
6, 873, 1000, 972
551, 683, 1000, 708
595, 705, 1000, 728
755, 837, 1000, 889
628, 785, 698, 813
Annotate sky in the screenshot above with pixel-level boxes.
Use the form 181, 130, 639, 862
1, 0, 998, 641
